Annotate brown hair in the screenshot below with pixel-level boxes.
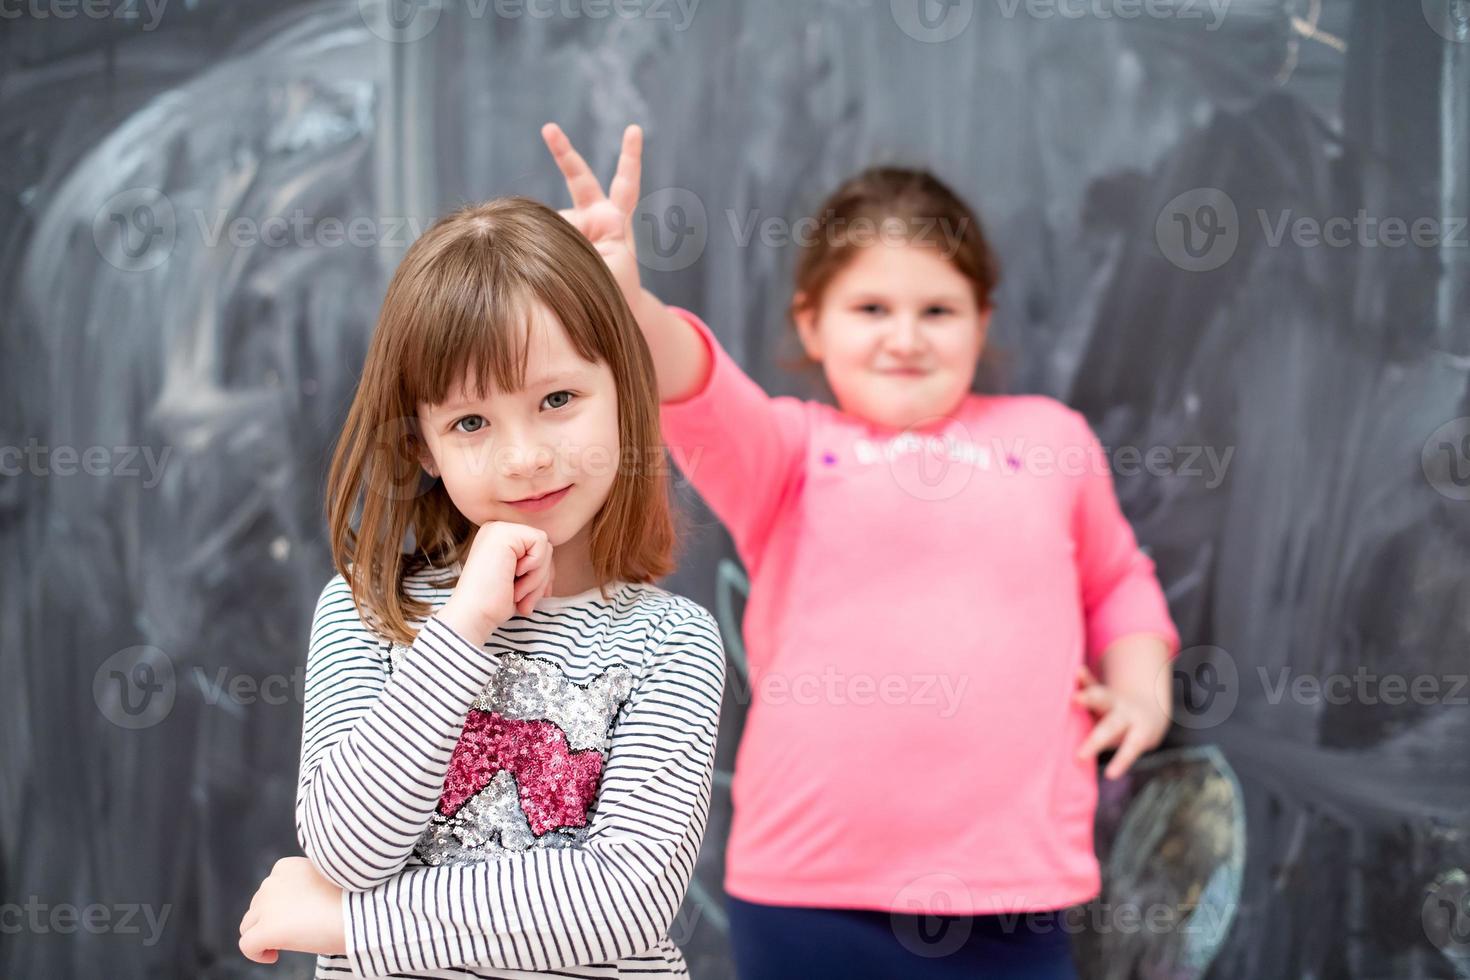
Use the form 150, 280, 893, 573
324, 196, 676, 644
785, 167, 1005, 385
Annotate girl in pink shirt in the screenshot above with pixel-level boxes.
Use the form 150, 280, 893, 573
544, 124, 1181, 979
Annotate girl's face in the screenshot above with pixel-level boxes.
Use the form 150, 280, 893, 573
415, 303, 621, 554
794, 240, 990, 432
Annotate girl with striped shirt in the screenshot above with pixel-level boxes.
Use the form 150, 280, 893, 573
237, 196, 726, 978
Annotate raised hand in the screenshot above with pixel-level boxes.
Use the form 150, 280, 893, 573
541, 122, 644, 304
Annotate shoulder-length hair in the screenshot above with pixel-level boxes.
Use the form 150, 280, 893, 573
325, 196, 676, 644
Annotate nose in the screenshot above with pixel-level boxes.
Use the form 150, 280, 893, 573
496, 430, 555, 481
884, 315, 924, 356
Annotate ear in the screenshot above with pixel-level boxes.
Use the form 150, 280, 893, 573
413, 430, 440, 479
792, 293, 823, 362
977, 306, 993, 347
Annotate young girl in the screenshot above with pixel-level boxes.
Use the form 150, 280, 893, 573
542, 123, 1181, 979
237, 197, 726, 978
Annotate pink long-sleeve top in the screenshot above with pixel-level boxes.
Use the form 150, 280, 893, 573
659, 306, 1180, 915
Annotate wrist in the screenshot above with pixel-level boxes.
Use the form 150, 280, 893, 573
434, 599, 498, 648
629, 286, 660, 327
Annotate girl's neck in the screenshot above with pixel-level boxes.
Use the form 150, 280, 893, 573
548, 526, 598, 597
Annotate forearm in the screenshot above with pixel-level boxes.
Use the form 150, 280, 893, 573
630, 287, 710, 403
297, 617, 496, 892
341, 834, 696, 975
1099, 632, 1173, 719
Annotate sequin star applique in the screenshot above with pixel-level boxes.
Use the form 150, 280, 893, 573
389, 641, 635, 865
439, 709, 605, 834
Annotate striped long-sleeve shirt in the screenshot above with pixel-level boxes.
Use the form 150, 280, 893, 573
295, 567, 726, 978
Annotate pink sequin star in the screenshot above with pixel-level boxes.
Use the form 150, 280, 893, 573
439, 710, 605, 836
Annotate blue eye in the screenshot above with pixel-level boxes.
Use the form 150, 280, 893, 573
543, 390, 575, 410
453, 415, 486, 434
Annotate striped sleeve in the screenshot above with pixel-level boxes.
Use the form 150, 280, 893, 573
295, 574, 499, 892
340, 607, 727, 976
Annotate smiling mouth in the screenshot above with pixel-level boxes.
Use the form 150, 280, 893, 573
881, 368, 929, 377
505, 484, 573, 505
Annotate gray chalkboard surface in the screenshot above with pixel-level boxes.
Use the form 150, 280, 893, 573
2, 1, 1467, 977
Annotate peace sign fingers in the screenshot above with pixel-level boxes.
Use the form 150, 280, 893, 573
541, 122, 606, 210
606, 124, 643, 219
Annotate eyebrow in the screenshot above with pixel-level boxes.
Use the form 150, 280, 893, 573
525, 368, 588, 388
847, 292, 967, 305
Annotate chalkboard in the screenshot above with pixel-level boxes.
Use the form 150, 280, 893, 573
2, 1, 1466, 977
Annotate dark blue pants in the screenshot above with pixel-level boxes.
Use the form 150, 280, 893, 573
726, 894, 1080, 979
